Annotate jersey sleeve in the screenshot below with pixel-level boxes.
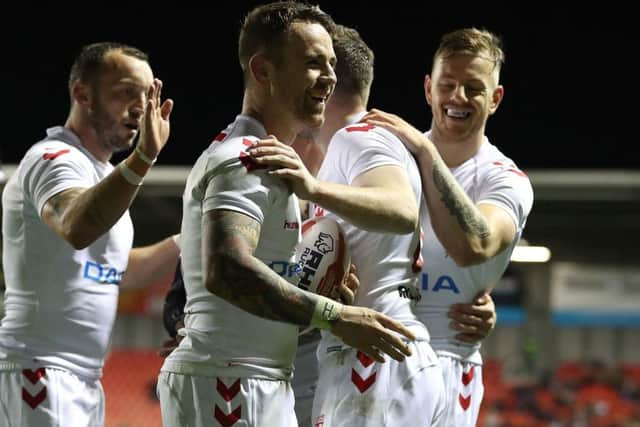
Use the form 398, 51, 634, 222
329, 125, 405, 184
477, 163, 534, 230
20, 141, 95, 217
199, 138, 287, 224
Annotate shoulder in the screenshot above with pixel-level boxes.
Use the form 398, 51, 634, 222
19, 140, 89, 178
333, 123, 406, 154
477, 142, 529, 183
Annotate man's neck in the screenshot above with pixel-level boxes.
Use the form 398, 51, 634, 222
429, 127, 485, 168
64, 115, 111, 163
317, 92, 366, 151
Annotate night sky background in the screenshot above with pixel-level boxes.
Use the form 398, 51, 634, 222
2, 3, 637, 171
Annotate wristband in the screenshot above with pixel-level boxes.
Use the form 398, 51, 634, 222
119, 161, 144, 186
135, 145, 157, 165
310, 295, 343, 330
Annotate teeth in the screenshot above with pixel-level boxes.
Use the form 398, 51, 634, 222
445, 108, 470, 119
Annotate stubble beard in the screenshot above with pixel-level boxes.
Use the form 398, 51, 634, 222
89, 101, 136, 154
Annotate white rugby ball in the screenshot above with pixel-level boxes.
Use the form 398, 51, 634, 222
293, 216, 351, 299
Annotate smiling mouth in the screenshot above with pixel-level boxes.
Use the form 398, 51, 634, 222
309, 92, 331, 104
445, 107, 471, 119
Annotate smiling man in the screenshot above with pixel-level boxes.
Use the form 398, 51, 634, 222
363, 28, 534, 426
156, 3, 416, 427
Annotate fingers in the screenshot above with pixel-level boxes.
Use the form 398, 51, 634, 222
161, 99, 174, 120
360, 347, 385, 363
449, 316, 485, 333
336, 281, 355, 305
248, 144, 295, 159
449, 302, 493, 320
338, 264, 359, 305
375, 334, 412, 362
155, 79, 163, 105
373, 315, 415, 361
375, 313, 416, 343
449, 307, 494, 344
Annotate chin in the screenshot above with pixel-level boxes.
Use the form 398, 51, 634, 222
304, 114, 325, 130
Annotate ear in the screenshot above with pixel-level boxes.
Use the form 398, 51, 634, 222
71, 81, 91, 108
489, 85, 504, 115
248, 53, 272, 86
424, 74, 433, 106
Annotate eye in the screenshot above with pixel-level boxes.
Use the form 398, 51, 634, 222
438, 82, 456, 91
465, 85, 485, 95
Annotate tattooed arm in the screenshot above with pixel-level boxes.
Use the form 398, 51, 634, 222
423, 154, 515, 266
41, 153, 149, 250
203, 209, 317, 325
202, 209, 416, 363
362, 109, 515, 266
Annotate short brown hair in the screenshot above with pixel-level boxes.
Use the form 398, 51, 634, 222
68, 42, 148, 94
333, 25, 374, 100
433, 28, 505, 72
238, 1, 336, 79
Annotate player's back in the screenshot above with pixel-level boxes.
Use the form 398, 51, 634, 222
316, 120, 428, 341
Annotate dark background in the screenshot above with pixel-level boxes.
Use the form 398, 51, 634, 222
2, 3, 637, 171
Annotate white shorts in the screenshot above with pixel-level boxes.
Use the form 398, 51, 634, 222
438, 355, 484, 427
0, 362, 104, 427
292, 340, 319, 427
312, 341, 446, 427
158, 371, 298, 427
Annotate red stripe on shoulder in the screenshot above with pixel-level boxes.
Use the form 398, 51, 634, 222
345, 124, 375, 133
42, 149, 70, 161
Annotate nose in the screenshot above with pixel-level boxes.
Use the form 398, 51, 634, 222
451, 84, 467, 102
320, 64, 337, 87
130, 92, 147, 118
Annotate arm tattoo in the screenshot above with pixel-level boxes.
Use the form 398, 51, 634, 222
47, 190, 80, 218
432, 159, 490, 239
205, 210, 316, 326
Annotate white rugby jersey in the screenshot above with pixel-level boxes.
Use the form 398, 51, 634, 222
162, 115, 301, 380
314, 113, 430, 354
417, 131, 534, 364
0, 126, 132, 381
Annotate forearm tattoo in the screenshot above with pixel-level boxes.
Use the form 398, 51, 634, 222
432, 159, 490, 239
206, 211, 316, 326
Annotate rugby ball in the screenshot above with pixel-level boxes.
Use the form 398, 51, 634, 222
293, 216, 351, 300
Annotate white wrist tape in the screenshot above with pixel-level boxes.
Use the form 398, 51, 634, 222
135, 145, 157, 165
311, 295, 343, 330
119, 161, 144, 186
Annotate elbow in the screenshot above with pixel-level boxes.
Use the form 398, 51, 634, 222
64, 228, 94, 250
397, 210, 419, 234
385, 203, 419, 234
451, 246, 494, 267
203, 251, 241, 296
59, 215, 103, 250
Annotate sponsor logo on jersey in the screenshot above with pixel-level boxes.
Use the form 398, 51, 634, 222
83, 261, 124, 285
397, 285, 422, 302
421, 272, 460, 294
268, 260, 301, 280
283, 220, 299, 230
